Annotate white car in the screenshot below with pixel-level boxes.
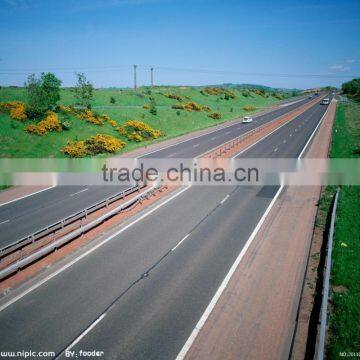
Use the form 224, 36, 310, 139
242, 116, 253, 123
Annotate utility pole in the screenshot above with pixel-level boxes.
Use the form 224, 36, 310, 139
133, 64, 137, 90
150, 67, 154, 87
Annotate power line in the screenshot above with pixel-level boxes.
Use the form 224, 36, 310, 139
0, 64, 357, 79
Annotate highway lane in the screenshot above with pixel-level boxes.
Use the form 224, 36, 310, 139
142, 96, 312, 159
0, 95, 314, 249
0, 185, 131, 250
66, 97, 332, 359
0, 97, 331, 358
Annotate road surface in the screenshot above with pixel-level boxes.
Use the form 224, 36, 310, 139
0, 95, 332, 359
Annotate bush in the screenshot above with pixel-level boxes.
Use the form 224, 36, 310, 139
184, 102, 202, 111
120, 120, 164, 142
61, 134, 126, 157
85, 134, 126, 154
77, 109, 103, 125
149, 99, 157, 115
0, 101, 27, 121
201, 105, 212, 112
243, 105, 256, 111
117, 125, 127, 136
25, 72, 62, 117
25, 124, 46, 136
25, 111, 62, 135
56, 105, 76, 115
61, 140, 88, 157
110, 96, 116, 104
203, 87, 236, 99
208, 112, 222, 119
163, 93, 183, 102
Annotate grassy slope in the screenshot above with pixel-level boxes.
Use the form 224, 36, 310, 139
0, 86, 288, 158
323, 102, 360, 357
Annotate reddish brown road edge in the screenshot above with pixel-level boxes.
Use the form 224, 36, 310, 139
0, 186, 51, 206
185, 101, 337, 360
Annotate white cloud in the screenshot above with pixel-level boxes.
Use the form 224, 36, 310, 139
329, 64, 351, 72
345, 59, 356, 64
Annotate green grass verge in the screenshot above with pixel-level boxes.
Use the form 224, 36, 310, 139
0, 86, 292, 158
320, 101, 360, 358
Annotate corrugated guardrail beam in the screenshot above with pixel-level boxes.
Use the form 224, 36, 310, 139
317, 188, 340, 360
0, 184, 160, 280
0, 183, 143, 257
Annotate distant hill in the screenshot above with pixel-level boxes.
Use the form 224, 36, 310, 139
212, 83, 300, 93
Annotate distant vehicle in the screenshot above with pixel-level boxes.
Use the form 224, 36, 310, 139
314, 92, 319, 95
308, 95, 313, 99
321, 98, 330, 105
242, 116, 253, 123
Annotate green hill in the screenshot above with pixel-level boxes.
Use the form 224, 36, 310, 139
0, 85, 295, 158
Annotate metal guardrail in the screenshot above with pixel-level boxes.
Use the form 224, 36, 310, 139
0, 184, 160, 280
317, 188, 340, 360
0, 183, 142, 257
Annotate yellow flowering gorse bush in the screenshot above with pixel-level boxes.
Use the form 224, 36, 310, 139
208, 112, 222, 119
61, 134, 126, 157
243, 105, 256, 111
0, 101, 27, 121
77, 109, 104, 125
61, 140, 88, 157
119, 120, 164, 142
163, 93, 183, 102
171, 102, 203, 112
85, 134, 126, 154
25, 111, 62, 136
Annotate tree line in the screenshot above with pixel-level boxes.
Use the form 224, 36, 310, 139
341, 78, 360, 102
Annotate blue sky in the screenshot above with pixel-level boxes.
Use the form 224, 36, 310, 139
0, 0, 359, 89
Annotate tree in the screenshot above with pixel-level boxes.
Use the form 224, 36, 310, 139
149, 97, 157, 115
73, 73, 94, 108
110, 96, 116, 104
25, 72, 62, 118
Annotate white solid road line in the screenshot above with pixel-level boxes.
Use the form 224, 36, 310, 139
0, 186, 191, 313
0, 186, 55, 208
298, 100, 332, 159
60, 313, 107, 356
69, 188, 88, 197
175, 185, 285, 360
0, 219, 10, 225
176, 96, 329, 360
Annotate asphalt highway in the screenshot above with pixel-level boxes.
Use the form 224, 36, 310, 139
0, 95, 312, 250
0, 95, 331, 359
